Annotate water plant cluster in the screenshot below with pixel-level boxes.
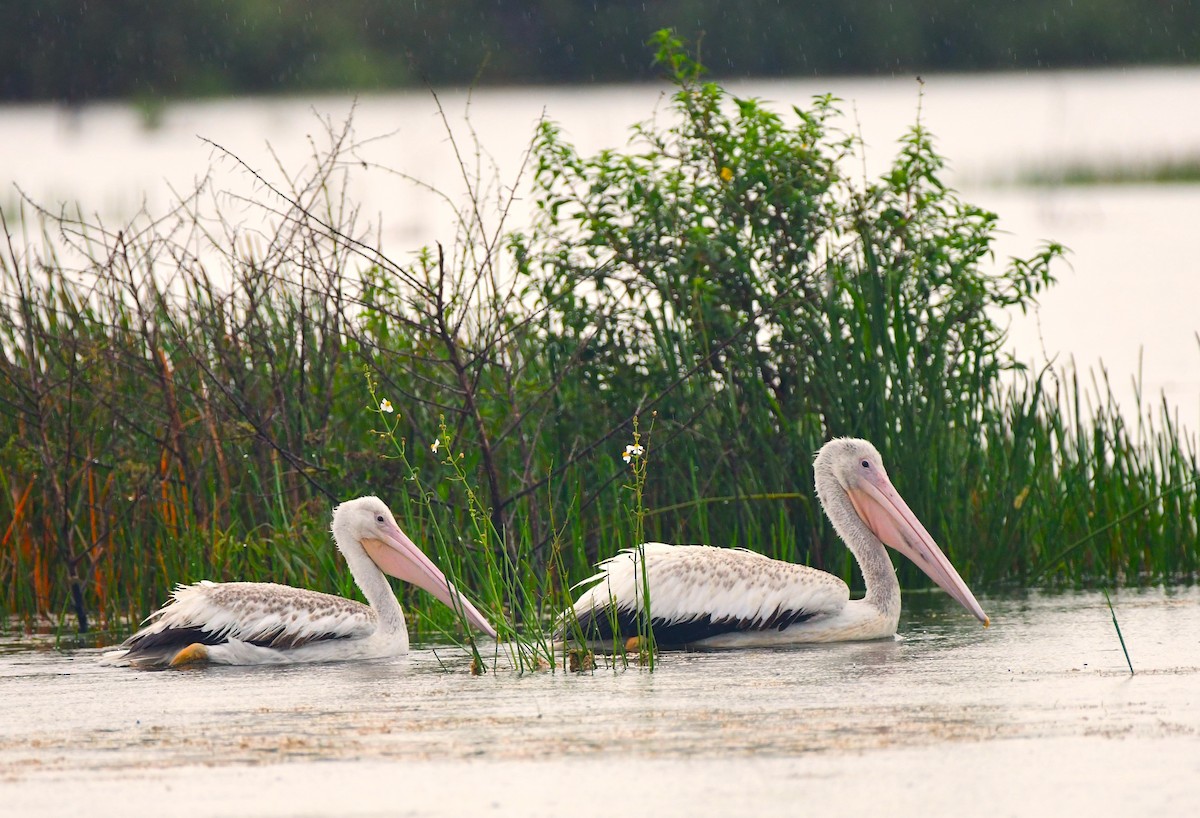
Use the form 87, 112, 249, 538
2, 35, 1196, 652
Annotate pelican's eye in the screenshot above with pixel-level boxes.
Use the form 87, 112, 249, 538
860, 459, 870, 469
376, 514, 385, 523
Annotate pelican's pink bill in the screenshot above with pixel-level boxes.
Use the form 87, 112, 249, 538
847, 469, 989, 626
363, 525, 499, 639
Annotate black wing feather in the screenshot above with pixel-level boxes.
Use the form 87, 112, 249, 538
570, 604, 817, 648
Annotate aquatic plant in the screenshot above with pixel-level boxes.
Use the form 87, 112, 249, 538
0, 34, 1196, 655
1102, 588, 1134, 675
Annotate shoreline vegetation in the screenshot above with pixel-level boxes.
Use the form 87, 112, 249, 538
1009, 156, 1200, 187
4, 2, 1199, 104
2, 35, 1197, 659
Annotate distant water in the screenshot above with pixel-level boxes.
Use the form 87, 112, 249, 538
2, 68, 1198, 424
2, 588, 1198, 817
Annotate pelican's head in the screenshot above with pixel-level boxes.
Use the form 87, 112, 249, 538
332, 496, 498, 639
815, 437, 887, 491
815, 438, 989, 626
332, 495, 404, 542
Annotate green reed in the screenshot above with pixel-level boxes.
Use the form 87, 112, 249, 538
0, 33, 1196, 664
628, 415, 657, 668
1102, 588, 1135, 675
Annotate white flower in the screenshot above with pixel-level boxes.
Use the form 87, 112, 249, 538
430, 439, 440, 453
622, 443, 644, 463
380, 399, 394, 414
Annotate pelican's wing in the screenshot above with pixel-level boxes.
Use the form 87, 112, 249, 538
561, 543, 849, 647
101, 581, 376, 667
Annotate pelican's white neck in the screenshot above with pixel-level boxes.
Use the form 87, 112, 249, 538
332, 516, 408, 643
814, 453, 901, 624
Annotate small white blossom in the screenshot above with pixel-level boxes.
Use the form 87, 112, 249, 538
430, 439, 440, 453
622, 443, 645, 463
380, 399, 394, 414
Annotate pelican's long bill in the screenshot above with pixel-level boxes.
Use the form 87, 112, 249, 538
362, 524, 499, 639
846, 467, 989, 626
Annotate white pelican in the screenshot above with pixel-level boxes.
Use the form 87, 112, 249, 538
562, 438, 989, 648
102, 496, 497, 668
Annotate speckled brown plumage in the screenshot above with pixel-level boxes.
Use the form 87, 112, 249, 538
109, 581, 377, 667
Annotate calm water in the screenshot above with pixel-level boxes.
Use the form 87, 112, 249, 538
2, 588, 1197, 817
2, 69, 1199, 424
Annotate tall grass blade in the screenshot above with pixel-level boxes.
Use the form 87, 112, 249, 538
1101, 588, 1134, 676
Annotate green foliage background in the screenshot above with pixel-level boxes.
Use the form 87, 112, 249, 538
3, 1, 1199, 102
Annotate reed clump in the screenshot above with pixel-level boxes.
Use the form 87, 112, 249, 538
1, 33, 1196, 649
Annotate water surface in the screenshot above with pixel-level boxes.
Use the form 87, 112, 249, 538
2, 588, 1197, 817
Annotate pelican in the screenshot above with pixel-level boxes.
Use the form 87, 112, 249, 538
562, 438, 988, 648
102, 496, 497, 668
